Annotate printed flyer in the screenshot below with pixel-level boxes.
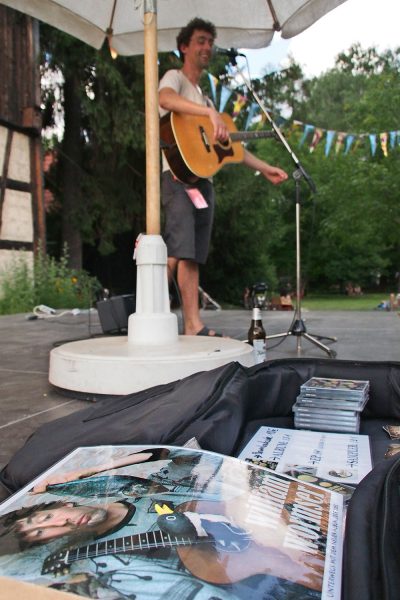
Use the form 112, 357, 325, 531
0, 445, 343, 599
238, 426, 372, 489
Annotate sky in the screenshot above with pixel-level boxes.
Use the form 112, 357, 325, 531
241, 0, 400, 79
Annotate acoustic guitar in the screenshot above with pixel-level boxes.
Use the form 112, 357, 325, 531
160, 112, 275, 184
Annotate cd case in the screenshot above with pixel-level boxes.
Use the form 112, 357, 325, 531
300, 377, 369, 399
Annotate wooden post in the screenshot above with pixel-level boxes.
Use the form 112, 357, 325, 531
143, 0, 160, 235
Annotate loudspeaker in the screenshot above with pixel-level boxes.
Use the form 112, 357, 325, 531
96, 294, 136, 334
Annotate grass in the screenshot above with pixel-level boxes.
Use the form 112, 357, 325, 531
223, 293, 394, 311
301, 293, 390, 311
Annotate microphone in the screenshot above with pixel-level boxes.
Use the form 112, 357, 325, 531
214, 47, 246, 62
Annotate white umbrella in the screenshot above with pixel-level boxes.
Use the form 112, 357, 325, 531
1, 1, 348, 55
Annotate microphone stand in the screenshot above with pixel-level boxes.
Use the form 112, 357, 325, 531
229, 54, 337, 358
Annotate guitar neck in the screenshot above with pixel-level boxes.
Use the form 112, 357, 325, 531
48, 530, 202, 568
230, 130, 275, 142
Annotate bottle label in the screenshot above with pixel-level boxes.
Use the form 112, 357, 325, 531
252, 339, 266, 364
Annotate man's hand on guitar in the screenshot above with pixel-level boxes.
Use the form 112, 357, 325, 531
259, 163, 289, 185
208, 108, 230, 142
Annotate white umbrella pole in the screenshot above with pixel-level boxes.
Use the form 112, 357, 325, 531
144, 1, 160, 235
128, 0, 178, 345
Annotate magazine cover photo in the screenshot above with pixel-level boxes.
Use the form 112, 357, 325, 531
0, 445, 343, 600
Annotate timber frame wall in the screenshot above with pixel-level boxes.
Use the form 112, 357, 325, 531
0, 5, 45, 271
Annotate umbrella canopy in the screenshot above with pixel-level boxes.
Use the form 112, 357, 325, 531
1, 0, 349, 234
1, 0, 348, 56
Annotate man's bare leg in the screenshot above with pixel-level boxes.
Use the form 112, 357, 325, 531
177, 259, 218, 336
167, 257, 178, 284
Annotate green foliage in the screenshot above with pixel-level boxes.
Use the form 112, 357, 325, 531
40, 26, 148, 258
0, 248, 101, 315
0, 257, 34, 314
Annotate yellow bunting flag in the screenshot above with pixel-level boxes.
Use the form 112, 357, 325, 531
335, 132, 346, 154
380, 132, 388, 157
232, 93, 247, 118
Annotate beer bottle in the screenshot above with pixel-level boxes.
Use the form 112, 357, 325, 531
248, 307, 266, 363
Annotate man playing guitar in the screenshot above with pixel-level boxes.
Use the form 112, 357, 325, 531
159, 18, 288, 337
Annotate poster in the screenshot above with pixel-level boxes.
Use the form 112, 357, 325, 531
0, 445, 343, 599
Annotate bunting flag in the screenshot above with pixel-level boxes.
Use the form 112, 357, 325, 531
232, 93, 248, 118
203, 72, 400, 159
325, 131, 335, 156
245, 102, 260, 130
257, 112, 268, 129
344, 134, 355, 155
284, 116, 400, 158
335, 132, 346, 154
275, 115, 287, 128
369, 134, 377, 156
207, 73, 219, 105
309, 128, 323, 153
380, 132, 388, 157
219, 85, 233, 112
299, 124, 314, 147
352, 137, 363, 153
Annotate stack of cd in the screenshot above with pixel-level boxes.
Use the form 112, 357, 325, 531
293, 377, 369, 433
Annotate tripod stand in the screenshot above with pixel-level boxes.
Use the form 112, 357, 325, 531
230, 55, 337, 358
266, 169, 337, 358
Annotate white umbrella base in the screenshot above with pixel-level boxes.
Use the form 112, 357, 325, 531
49, 335, 255, 396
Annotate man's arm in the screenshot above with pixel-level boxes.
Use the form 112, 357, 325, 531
159, 86, 229, 142
243, 149, 288, 185
30, 450, 169, 494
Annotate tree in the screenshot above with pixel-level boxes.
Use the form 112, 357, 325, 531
286, 45, 400, 291
40, 26, 150, 271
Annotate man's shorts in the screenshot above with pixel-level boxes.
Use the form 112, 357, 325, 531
161, 171, 215, 265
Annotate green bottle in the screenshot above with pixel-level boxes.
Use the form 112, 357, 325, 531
248, 307, 266, 363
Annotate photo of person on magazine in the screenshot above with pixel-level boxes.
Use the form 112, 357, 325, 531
0, 446, 342, 600
30, 447, 208, 499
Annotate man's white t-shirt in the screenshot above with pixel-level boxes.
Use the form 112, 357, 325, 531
159, 69, 210, 173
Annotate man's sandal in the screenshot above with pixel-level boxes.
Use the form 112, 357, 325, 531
195, 326, 223, 337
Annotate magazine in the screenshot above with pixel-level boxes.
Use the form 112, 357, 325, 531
0, 445, 343, 599
238, 426, 372, 490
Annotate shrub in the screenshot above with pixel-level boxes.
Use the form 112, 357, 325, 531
0, 247, 101, 315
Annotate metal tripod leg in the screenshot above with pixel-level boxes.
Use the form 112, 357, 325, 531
306, 332, 337, 343
266, 323, 337, 358
302, 332, 337, 358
